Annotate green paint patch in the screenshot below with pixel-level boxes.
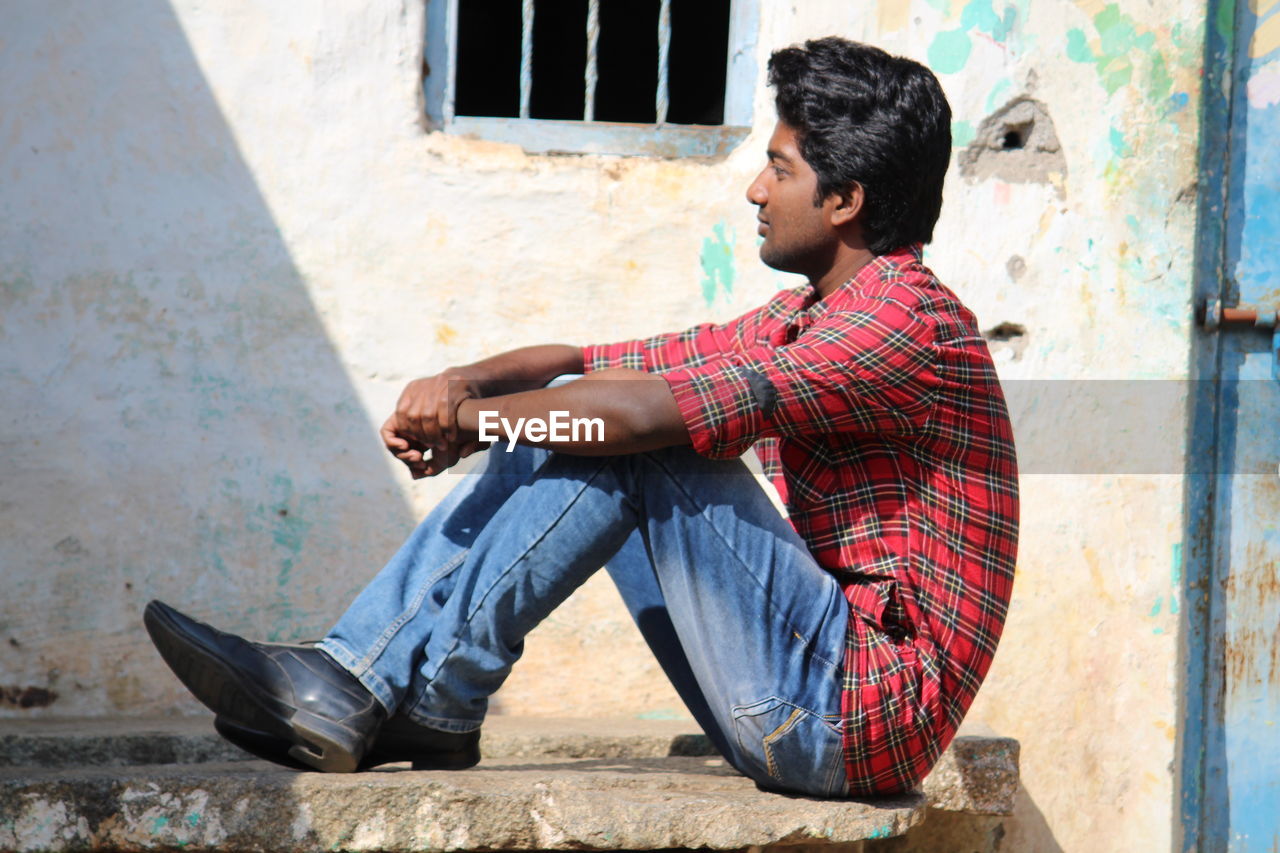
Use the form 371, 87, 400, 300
1170, 543, 1183, 615
1149, 51, 1173, 102
1215, 0, 1236, 51
1110, 127, 1134, 158
186, 813, 201, 827
699, 222, 735, 306
961, 0, 1016, 41
951, 119, 976, 148
925, 0, 951, 13
1066, 28, 1093, 62
928, 28, 973, 74
1066, 4, 1160, 96
868, 825, 894, 839
151, 816, 170, 833
1150, 596, 1163, 618
928, 1, 1023, 75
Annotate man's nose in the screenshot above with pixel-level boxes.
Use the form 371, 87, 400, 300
745, 173, 767, 207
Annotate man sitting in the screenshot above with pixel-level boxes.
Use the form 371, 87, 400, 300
145, 36, 1018, 798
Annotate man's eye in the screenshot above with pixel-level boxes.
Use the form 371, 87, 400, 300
772, 165, 786, 178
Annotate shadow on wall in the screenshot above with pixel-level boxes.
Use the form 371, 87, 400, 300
0, 1, 416, 715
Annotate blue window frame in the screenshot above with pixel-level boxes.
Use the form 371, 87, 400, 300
423, 0, 759, 157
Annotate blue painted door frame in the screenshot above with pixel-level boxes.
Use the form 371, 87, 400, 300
1182, 1, 1280, 850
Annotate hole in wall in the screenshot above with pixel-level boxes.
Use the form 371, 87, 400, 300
1001, 125, 1029, 150
1006, 255, 1027, 281
0, 685, 59, 709
960, 98, 1066, 191
983, 322, 1029, 362
984, 322, 1026, 341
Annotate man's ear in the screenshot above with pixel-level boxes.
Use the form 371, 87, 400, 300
828, 182, 865, 228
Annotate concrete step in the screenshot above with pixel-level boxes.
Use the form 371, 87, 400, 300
0, 717, 1018, 852
0, 716, 719, 770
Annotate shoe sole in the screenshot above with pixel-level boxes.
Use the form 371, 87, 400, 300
215, 716, 481, 771
144, 602, 360, 773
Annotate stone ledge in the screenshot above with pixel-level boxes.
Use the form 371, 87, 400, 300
0, 757, 924, 851
0, 717, 1019, 851
0, 716, 1019, 816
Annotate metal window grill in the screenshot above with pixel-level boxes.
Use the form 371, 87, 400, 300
523, 0, 672, 122
449, 0, 676, 125
426, 0, 755, 157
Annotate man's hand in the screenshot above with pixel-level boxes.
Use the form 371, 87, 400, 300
454, 369, 690, 456
381, 370, 486, 479
380, 345, 586, 479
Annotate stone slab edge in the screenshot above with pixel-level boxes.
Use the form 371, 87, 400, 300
0, 719, 1019, 815
917, 736, 1019, 816
0, 759, 926, 852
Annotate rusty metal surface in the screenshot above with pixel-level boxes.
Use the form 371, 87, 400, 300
1195, 0, 1280, 846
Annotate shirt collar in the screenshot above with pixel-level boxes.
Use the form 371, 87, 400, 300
802, 243, 924, 322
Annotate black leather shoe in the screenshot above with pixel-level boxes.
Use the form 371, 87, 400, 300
214, 713, 481, 771
143, 600, 385, 773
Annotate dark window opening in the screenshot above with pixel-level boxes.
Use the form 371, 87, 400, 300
455, 1, 521, 118
595, 1, 658, 123
531, 0, 587, 121
668, 0, 729, 125
452, 0, 730, 125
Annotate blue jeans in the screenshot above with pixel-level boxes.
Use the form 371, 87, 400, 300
317, 442, 850, 797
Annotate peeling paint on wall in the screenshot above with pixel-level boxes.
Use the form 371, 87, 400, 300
1247, 59, 1280, 106
699, 222, 735, 306
1064, 3, 1188, 104
1249, 3, 1280, 56
928, 0, 1027, 73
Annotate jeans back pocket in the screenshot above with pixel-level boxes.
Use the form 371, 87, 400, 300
731, 696, 847, 797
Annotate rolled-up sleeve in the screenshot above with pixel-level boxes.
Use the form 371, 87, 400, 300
661, 297, 941, 459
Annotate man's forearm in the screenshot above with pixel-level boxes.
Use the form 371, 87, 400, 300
457, 345, 585, 397
455, 369, 690, 455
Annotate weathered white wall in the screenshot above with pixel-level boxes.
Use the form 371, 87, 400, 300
0, 1, 1207, 850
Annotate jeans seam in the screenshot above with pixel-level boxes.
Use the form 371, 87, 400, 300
413, 457, 609, 702
762, 706, 805, 780
824, 725, 848, 796
315, 638, 396, 713
645, 453, 844, 672
355, 548, 469, 672
734, 695, 838, 724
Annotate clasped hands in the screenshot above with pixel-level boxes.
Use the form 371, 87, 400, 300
380, 370, 487, 479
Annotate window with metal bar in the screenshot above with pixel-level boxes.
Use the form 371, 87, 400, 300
424, 0, 758, 157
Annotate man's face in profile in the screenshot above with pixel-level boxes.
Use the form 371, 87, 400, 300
745, 121, 843, 277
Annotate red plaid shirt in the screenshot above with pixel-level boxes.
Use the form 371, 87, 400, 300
583, 245, 1019, 795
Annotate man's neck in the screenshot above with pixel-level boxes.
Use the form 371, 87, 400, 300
811, 247, 876, 300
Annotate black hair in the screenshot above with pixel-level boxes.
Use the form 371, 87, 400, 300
768, 37, 952, 255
